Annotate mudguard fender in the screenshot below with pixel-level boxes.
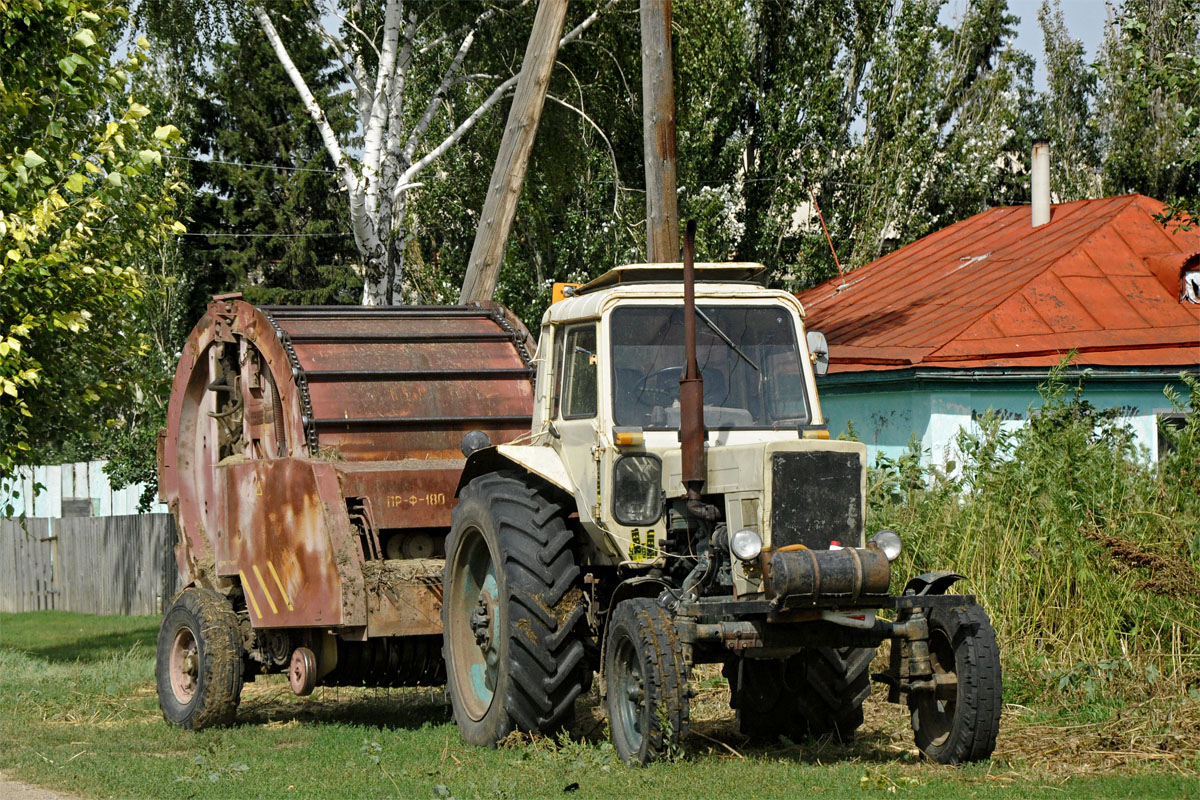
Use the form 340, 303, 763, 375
456, 444, 572, 496
903, 571, 966, 597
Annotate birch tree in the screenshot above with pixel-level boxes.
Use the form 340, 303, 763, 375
252, 0, 611, 305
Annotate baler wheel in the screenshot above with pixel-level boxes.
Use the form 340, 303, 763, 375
442, 472, 586, 746
156, 587, 244, 730
604, 598, 690, 764
908, 604, 1002, 764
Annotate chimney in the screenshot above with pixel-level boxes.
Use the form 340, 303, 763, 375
1031, 139, 1051, 227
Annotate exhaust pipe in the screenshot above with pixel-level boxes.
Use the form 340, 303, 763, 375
679, 221, 716, 520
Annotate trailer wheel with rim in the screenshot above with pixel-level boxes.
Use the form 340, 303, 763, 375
156, 587, 244, 729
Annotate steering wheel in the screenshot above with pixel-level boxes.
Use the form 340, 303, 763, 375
631, 366, 682, 408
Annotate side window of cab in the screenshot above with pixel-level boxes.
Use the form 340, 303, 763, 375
558, 325, 598, 419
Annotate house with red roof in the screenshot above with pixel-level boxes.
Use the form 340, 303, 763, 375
796, 193, 1200, 465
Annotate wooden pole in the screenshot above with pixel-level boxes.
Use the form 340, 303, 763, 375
459, 0, 569, 304
640, 0, 680, 263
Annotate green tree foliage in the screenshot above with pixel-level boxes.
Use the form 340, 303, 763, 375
170, 11, 361, 313
1098, 0, 1200, 226
1036, 0, 1101, 201
0, 0, 182, 491
826, 0, 1034, 276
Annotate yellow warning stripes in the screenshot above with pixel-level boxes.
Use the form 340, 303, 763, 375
252, 565, 279, 614
267, 561, 294, 610
239, 570, 263, 619
240, 562, 294, 618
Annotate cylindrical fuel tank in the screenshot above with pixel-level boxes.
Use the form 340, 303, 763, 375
158, 294, 535, 589
766, 545, 891, 606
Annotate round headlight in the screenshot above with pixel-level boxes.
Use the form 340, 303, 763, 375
870, 529, 902, 562
730, 529, 763, 562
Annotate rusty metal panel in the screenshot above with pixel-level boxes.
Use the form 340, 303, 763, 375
160, 297, 535, 604
335, 461, 462, 529
799, 195, 1200, 373
219, 458, 349, 629
363, 559, 444, 637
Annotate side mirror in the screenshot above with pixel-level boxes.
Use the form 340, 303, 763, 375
806, 331, 829, 376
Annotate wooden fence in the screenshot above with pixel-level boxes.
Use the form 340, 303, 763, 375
0, 514, 181, 616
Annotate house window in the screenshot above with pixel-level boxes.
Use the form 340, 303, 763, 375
1158, 413, 1188, 459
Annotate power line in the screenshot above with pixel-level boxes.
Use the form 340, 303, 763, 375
164, 153, 879, 189
179, 231, 354, 238
165, 154, 341, 175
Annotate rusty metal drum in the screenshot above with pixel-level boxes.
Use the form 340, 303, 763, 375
158, 294, 534, 635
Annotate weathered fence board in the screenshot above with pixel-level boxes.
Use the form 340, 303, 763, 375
1, 514, 181, 616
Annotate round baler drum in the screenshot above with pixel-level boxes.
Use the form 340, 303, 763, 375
258, 303, 534, 461
159, 299, 301, 582
159, 297, 535, 586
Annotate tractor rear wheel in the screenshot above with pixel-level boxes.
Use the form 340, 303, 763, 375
605, 598, 690, 764
908, 604, 1002, 764
156, 587, 244, 729
442, 472, 586, 746
729, 646, 873, 742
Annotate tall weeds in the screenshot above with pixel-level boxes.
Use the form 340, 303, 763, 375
868, 366, 1200, 702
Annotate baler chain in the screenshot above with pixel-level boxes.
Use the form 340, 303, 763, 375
261, 308, 319, 455
482, 306, 536, 389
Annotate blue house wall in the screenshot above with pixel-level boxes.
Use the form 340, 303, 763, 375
815, 368, 1191, 468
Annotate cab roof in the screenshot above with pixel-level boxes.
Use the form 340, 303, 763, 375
544, 264, 804, 326
573, 263, 766, 295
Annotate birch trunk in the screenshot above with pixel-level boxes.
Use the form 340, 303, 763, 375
254, 2, 611, 305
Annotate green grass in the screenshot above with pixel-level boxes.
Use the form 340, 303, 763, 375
2, 612, 1197, 800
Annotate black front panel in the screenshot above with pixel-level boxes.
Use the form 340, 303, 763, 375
770, 451, 863, 550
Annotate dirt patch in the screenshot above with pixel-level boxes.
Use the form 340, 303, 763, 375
557, 659, 1200, 775
0, 773, 77, 800
516, 617, 537, 646
552, 587, 585, 627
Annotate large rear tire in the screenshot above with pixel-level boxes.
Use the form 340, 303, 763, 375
604, 598, 690, 764
156, 587, 244, 729
909, 604, 1002, 764
442, 472, 586, 746
729, 646, 872, 741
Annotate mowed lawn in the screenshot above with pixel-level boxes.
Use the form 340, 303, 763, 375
0, 612, 1196, 800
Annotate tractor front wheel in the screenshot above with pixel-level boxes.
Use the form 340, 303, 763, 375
908, 604, 1002, 764
605, 598, 690, 764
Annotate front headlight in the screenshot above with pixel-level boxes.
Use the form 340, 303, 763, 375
612, 454, 663, 525
870, 528, 902, 562
730, 528, 763, 562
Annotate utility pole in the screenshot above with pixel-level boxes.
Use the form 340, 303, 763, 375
459, 0, 569, 304
640, 0, 680, 263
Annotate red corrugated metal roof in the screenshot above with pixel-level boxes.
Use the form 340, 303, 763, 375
796, 195, 1200, 373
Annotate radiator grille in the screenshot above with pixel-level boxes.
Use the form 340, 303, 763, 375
770, 451, 863, 550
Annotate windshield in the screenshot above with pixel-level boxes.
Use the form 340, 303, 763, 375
610, 304, 810, 429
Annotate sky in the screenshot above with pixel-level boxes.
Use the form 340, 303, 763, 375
942, 0, 1113, 89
